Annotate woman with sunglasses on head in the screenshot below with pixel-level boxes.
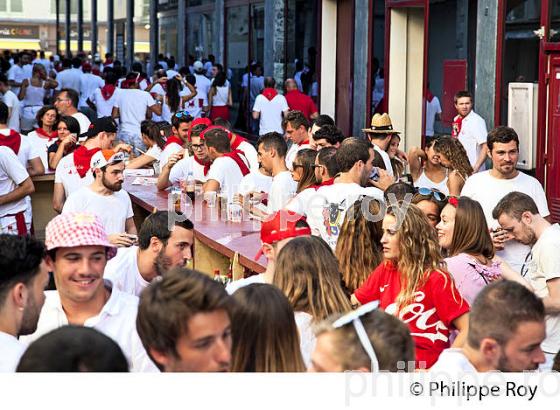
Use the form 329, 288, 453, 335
273, 235, 352, 367
126, 120, 166, 169
336, 197, 384, 294
47, 115, 80, 170
433, 136, 473, 197
408, 137, 448, 195
411, 188, 447, 228
230, 284, 306, 372
352, 205, 470, 369
290, 148, 318, 194
309, 302, 415, 372
436, 196, 530, 305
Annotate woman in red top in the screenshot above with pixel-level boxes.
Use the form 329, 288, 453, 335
352, 205, 469, 369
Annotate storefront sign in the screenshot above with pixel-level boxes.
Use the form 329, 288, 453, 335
0, 25, 39, 39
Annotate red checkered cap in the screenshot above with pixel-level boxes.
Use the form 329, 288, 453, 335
45, 212, 117, 259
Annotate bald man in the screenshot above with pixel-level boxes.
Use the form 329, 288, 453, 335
285, 78, 318, 121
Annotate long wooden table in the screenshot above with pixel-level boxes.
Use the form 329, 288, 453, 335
123, 177, 266, 278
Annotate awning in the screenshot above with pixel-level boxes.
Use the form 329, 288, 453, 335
59, 41, 150, 53
0, 39, 40, 50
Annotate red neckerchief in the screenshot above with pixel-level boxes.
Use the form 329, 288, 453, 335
222, 150, 250, 176
73, 146, 101, 178
101, 84, 116, 100
298, 139, 310, 146
425, 89, 434, 103
193, 155, 211, 176
35, 127, 58, 142
262, 88, 278, 101
164, 135, 183, 148
452, 115, 463, 138
105, 58, 113, 66
310, 178, 335, 190
230, 134, 248, 151
0, 129, 22, 154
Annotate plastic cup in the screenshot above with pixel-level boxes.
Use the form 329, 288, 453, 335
204, 191, 217, 207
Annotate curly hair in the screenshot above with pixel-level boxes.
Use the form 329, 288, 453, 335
388, 205, 459, 310
433, 136, 473, 179
335, 197, 384, 293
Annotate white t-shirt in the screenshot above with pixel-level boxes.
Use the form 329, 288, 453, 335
56, 68, 83, 92
159, 143, 184, 170
0, 331, 25, 372
26, 130, 58, 169
3, 90, 21, 132
0, 129, 42, 169
225, 273, 265, 295
104, 246, 149, 297
71, 112, 91, 137
267, 171, 297, 213
286, 142, 312, 171
461, 170, 549, 271
237, 140, 259, 172
457, 111, 488, 170
237, 170, 273, 196
425, 96, 442, 137
54, 152, 95, 197
206, 155, 249, 200
62, 186, 133, 235
7, 64, 29, 95
430, 348, 477, 373
295, 311, 316, 368
373, 144, 394, 177
169, 155, 208, 184
0, 146, 29, 217
527, 224, 560, 353
114, 89, 156, 135
20, 287, 158, 372
145, 144, 162, 161
253, 94, 289, 135
194, 74, 211, 107
90, 87, 121, 118
79, 73, 104, 107
285, 187, 318, 215
303, 182, 385, 249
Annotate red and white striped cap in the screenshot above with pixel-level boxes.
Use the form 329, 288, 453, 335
45, 212, 117, 259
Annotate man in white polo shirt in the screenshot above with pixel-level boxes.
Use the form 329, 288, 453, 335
284, 110, 311, 170
452, 90, 488, 173
62, 150, 136, 247
0, 235, 49, 372
252, 77, 289, 136
20, 212, 158, 372
104, 211, 194, 297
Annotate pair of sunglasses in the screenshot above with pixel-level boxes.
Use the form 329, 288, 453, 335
415, 187, 447, 202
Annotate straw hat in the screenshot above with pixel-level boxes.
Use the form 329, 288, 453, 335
362, 113, 401, 134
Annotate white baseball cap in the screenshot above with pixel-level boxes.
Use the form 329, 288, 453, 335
193, 61, 204, 72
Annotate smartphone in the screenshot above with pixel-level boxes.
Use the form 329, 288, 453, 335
370, 167, 380, 182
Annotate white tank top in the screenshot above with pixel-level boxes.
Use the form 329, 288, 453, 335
212, 85, 229, 107
414, 170, 449, 196
22, 81, 45, 107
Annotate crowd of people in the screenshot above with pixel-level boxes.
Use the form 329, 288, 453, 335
0, 49, 559, 375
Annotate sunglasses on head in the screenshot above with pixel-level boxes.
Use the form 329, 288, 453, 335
415, 187, 447, 202
332, 300, 380, 372
174, 111, 193, 120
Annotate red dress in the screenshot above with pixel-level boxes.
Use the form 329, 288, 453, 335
354, 261, 470, 369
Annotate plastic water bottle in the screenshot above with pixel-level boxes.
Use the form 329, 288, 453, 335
186, 171, 195, 203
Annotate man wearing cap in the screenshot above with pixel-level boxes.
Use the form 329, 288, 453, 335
62, 149, 136, 247
53, 116, 130, 213
104, 211, 194, 297
157, 119, 212, 190
362, 113, 398, 178
20, 212, 158, 372
226, 210, 310, 294
112, 73, 162, 151
79, 62, 104, 121
0, 235, 49, 372
54, 88, 91, 137
193, 61, 212, 116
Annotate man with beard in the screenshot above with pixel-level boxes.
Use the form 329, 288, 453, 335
104, 211, 194, 297
62, 150, 136, 247
20, 212, 157, 372
431, 281, 546, 372
0, 235, 49, 371
493, 192, 560, 370
461, 126, 549, 272
300, 137, 384, 250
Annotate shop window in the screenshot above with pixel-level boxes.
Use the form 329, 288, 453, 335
10, 0, 22, 12
551, 0, 560, 42
0, 0, 6, 12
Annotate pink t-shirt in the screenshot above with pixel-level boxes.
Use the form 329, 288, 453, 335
445, 253, 501, 305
